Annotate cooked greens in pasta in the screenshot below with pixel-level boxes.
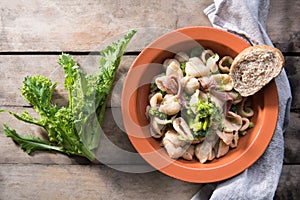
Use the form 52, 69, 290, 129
146, 47, 254, 163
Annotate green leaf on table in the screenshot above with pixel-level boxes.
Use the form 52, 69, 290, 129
1, 29, 136, 161
68, 29, 137, 150
3, 124, 64, 154
21, 75, 58, 118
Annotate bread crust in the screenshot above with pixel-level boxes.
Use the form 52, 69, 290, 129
229, 45, 284, 97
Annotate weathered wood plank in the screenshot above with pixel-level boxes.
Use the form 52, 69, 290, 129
0, 55, 136, 107
0, 1, 298, 198
285, 57, 300, 109
1, 0, 298, 52
0, 164, 202, 200
0, 0, 212, 52
274, 165, 300, 200
0, 163, 297, 200
267, 1, 300, 52
284, 111, 300, 164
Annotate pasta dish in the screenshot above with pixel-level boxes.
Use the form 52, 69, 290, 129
146, 47, 254, 163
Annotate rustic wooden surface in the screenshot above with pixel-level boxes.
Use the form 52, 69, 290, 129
0, 0, 299, 199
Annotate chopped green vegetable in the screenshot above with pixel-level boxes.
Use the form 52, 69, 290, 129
194, 130, 207, 137
202, 117, 209, 131
193, 99, 214, 119
1, 30, 136, 161
150, 82, 157, 90
191, 121, 203, 132
149, 108, 168, 120
249, 122, 254, 128
187, 97, 221, 135
180, 61, 187, 75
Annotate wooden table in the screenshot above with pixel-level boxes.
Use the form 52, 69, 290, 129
0, 1, 299, 199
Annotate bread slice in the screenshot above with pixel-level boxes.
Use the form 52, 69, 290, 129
229, 45, 284, 97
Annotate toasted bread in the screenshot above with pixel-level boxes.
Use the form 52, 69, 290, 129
229, 45, 284, 97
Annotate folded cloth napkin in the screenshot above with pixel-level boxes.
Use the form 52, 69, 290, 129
192, 0, 292, 199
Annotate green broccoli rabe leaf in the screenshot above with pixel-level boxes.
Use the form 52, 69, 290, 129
96, 29, 137, 125
1, 110, 44, 127
2, 104, 96, 160
1, 29, 136, 161
51, 107, 96, 160
3, 124, 64, 154
21, 75, 58, 118
68, 29, 137, 150
58, 53, 79, 90
58, 53, 80, 109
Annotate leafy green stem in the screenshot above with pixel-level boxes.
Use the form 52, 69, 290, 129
3, 124, 64, 154
1, 29, 136, 161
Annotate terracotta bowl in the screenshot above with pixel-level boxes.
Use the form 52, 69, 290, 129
121, 26, 278, 183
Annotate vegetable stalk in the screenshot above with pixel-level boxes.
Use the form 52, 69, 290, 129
1, 30, 136, 161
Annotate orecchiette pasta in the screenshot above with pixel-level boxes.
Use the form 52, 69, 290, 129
218, 56, 233, 73
147, 47, 254, 163
163, 58, 180, 70
166, 60, 183, 79
159, 94, 181, 115
162, 130, 191, 159
185, 77, 200, 94
201, 49, 214, 64
175, 51, 189, 63
186, 57, 209, 77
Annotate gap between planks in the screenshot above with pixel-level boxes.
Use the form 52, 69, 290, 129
0, 51, 141, 56
0, 50, 299, 56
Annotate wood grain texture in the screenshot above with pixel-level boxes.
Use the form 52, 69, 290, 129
285, 57, 300, 109
0, 164, 297, 200
0, 0, 212, 52
0, 0, 299, 198
0, 0, 299, 52
284, 112, 300, 164
0, 164, 202, 200
274, 165, 300, 200
267, 0, 300, 52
